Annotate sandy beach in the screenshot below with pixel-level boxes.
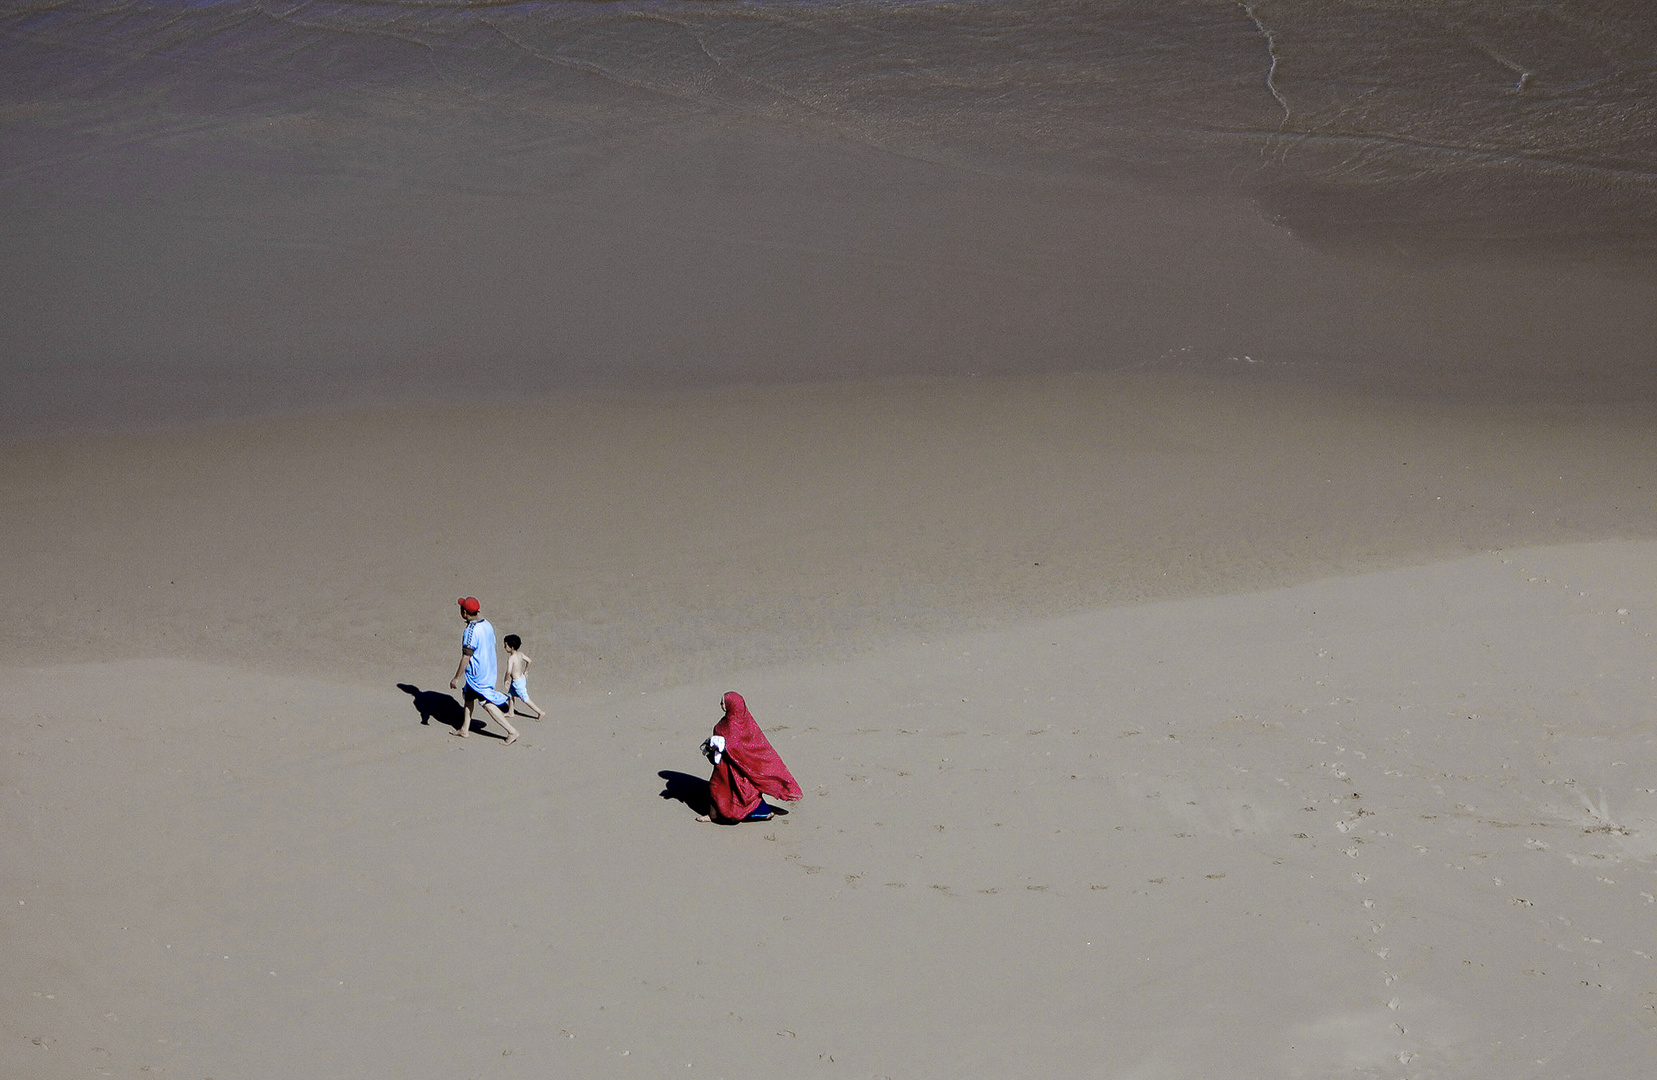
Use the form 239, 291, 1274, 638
4, 374, 1655, 1078
6, 3, 1657, 1075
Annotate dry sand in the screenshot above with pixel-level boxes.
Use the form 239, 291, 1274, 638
4, 374, 1656, 1078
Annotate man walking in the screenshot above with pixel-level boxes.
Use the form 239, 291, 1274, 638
450, 596, 519, 744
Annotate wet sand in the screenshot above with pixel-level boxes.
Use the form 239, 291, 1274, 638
6, 373, 1657, 690
3, 372, 1656, 1077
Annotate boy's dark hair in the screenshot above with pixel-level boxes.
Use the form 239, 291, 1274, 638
504, 634, 522, 650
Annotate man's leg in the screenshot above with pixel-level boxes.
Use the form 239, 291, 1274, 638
453, 693, 474, 737
482, 700, 519, 744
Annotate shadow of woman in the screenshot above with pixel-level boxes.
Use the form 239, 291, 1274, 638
658, 770, 713, 817
397, 683, 465, 732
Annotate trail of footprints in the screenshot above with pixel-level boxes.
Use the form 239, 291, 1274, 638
773, 708, 1653, 1064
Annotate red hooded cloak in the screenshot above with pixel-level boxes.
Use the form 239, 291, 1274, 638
708, 692, 802, 821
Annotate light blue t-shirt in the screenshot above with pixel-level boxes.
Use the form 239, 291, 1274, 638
461, 618, 509, 706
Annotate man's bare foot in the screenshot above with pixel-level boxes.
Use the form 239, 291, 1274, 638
451, 730, 469, 738
504, 732, 519, 745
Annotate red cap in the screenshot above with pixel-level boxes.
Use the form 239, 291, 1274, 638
458, 596, 480, 615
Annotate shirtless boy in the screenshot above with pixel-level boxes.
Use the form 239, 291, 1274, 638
503, 634, 545, 720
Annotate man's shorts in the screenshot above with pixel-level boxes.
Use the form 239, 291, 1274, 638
463, 685, 507, 707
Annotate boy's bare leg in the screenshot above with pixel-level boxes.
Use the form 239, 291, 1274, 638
482, 701, 519, 744
516, 694, 544, 720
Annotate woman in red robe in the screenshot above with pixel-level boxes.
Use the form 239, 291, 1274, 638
699, 692, 802, 823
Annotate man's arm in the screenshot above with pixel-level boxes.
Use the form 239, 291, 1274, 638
451, 646, 474, 690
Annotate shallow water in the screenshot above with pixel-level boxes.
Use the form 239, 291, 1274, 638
3, 1, 1655, 434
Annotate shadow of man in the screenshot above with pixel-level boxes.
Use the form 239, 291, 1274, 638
397, 683, 465, 732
